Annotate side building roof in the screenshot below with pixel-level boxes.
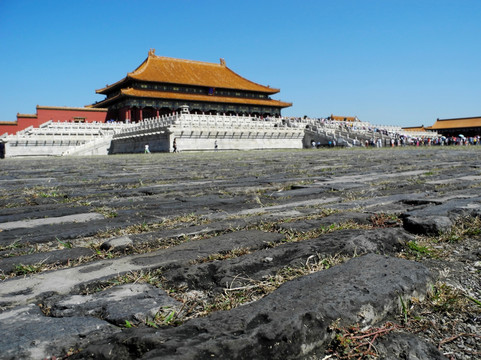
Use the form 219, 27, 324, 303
401, 126, 429, 132
97, 49, 280, 95
429, 116, 481, 130
330, 115, 359, 122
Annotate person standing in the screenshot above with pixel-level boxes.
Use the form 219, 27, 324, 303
173, 138, 177, 153
144, 144, 150, 154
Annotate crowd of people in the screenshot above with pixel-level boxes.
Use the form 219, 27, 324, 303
357, 135, 481, 148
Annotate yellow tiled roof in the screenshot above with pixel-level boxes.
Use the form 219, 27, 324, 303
429, 117, 481, 129
401, 126, 428, 132
331, 115, 358, 121
97, 50, 280, 94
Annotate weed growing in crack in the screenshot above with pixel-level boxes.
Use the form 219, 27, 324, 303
78, 269, 166, 296
439, 216, 481, 242
190, 247, 251, 265
94, 206, 118, 218
165, 253, 350, 324
56, 237, 72, 249
143, 306, 181, 328
327, 279, 480, 359
0, 241, 24, 252
393, 281, 481, 354
466, 295, 481, 308
124, 320, 134, 328
92, 213, 209, 239
14, 263, 44, 275
254, 219, 373, 247
326, 320, 402, 359
404, 240, 434, 260
427, 283, 471, 313
370, 213, 402, 228
399, 216, 481, 261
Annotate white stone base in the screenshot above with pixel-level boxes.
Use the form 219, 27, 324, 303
109, 127, 304, 154
170, 128, 304, 152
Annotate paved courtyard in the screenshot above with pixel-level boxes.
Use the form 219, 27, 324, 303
0, 147, 480, 359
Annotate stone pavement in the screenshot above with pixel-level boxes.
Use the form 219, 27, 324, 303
0, 148, 480, 359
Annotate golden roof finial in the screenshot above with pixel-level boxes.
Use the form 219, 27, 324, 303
148, 48, 156, 57
220, 58, 226, 66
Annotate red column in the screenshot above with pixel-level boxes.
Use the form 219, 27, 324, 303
126, 107, 131, 122
156, 108, 160, 118
139, 108, 143, 122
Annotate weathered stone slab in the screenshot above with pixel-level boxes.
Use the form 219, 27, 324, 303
268, 186, 327, 198
233, 197, 340, 216
163, 228, 413, 291
128, 219, 255, 245
375, 332, 448, 359
0, 205, 92, 224
402, 196, 481, 234
330, 193, 427, 211
0, 212, 104, 230
131, 230, 285, 267
0, 218, 116, 245
0, 247, 94, 275
74, 254, 433, 360
0, 304, 119, 360
403, 215, 453, 235
404, 196, 481, 218
426, 174, 481, 185
0, 177, 56, 185
49, 284, 182, 326
100, 236, 134, 252
0, 230, 284, 308
276, 212, 372, 232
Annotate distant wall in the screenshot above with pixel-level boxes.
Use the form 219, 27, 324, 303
1, 106, 108, 135
0, 121, 22, 135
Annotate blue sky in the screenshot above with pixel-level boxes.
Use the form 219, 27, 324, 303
1, 0, 480, 127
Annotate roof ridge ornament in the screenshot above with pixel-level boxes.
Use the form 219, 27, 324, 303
148, 48, 156, 57
220, 58, 226, 66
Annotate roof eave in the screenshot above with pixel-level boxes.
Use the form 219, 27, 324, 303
96, 77, 130, 94
90, 93, 124, 108
116, 88, 292, 108
437, 116, 481, 122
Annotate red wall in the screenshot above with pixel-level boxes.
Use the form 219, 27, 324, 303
0, 106, 108, 135
0, 121, 23, 135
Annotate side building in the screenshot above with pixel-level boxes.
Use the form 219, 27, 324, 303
427, 116, 481, 137
1, 106, 107, 136
89, 49, 292, 121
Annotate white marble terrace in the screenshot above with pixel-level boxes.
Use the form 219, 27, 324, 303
0, 110, 439, 156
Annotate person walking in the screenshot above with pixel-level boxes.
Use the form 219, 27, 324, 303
0, 141, 5, 159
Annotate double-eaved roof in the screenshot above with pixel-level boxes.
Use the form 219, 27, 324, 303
96, 49, 280, 95
91, 50, 291, 112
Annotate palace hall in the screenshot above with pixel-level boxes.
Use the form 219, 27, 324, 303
89, 49, 292, 122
